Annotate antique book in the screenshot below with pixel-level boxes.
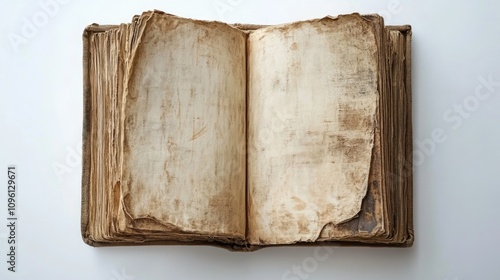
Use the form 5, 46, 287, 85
81, 10, 413, 251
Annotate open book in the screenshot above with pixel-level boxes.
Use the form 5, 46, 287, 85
81, 10, 413, 250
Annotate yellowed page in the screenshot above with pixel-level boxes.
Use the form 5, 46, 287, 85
247, 15, 379, 244
119, 13, 246, 238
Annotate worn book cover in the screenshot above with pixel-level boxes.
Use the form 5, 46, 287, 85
81, 10, 413, 250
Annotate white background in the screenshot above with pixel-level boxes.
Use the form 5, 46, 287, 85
0, 0, 499, 279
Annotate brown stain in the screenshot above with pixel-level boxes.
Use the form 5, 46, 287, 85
338, 103, 374, 131
342, 145, 364, 163
292, 196, 306, 211
268, 207, 295, 234
349, 17, 370, 36
188, 218, 198, 229
285, 151, 325, 165
327, 15, 374, 50
165, 170, 175, 184
190, 125, 207, 141
290, 60, 300, 72
208, 195, 225, 208
207, 184, 242, 233
272, 78, 281, 89
346, 171, 365, 186
190, 86, 196, 98
166, 137, 178, 157
290, 42, 298, 50
160, 93, 173, 122
176, 91, 181, 119
324, 202, 339, 218
297, 219, 309, 234
328, 134, 369, 163
277, 223, 289, 232
149, 196, 163, 216
173, 199, 181, 211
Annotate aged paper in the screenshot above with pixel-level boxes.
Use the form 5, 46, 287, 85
247, 15, 379, 244
119, 13, 247, 238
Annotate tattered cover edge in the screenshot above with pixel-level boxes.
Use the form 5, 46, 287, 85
81, 14, 413, 250
405, 27, 414, 247
388, 25, 413, 246
403, 26, 414, 246
81, 24, 94, 247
